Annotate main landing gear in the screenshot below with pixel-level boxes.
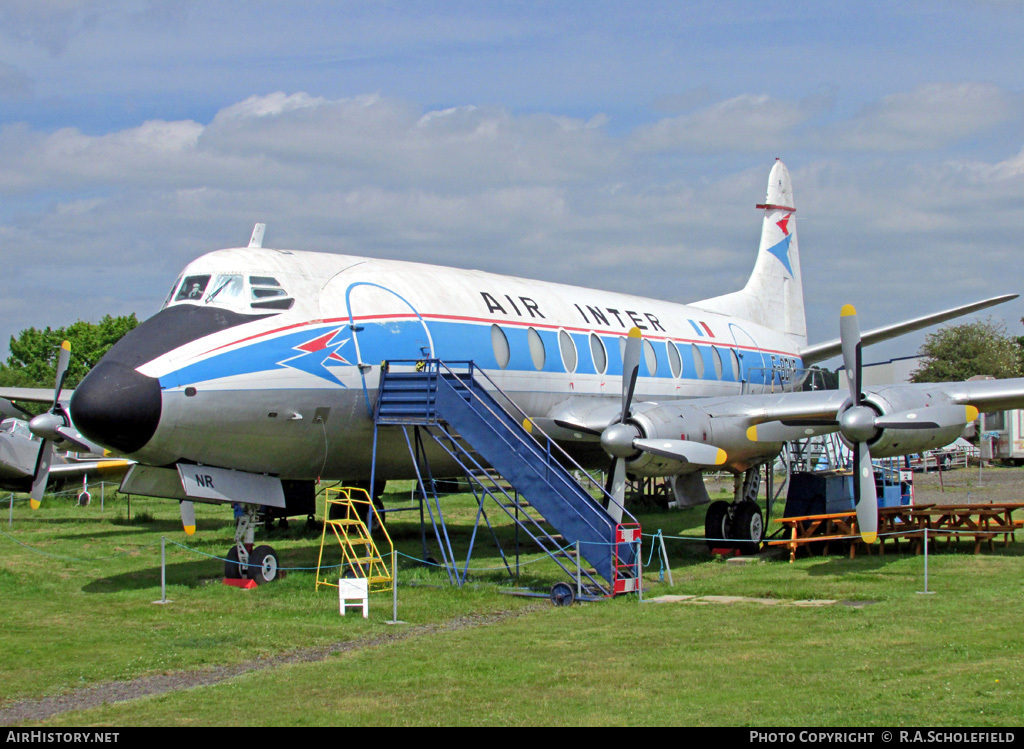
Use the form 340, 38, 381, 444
705, 468, 764, 556
225, 504, 281, 585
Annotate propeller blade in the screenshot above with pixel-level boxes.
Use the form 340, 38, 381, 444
633, 438, 727, 466
180, 500, 196, 536
52, 340, 71, 409
747, 421, 838, 443
840, 304, 862, 406
874, 405, 979, 431
552, 419, 603, 437
55, 425, 107, 455
606, 458, 626, 523
853, 442, 878, 544
29, 441, 54, 510
620, 327, 642, 424
0, 397, 31, 420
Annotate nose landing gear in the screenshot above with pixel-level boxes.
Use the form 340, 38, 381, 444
224, 505, 281, 586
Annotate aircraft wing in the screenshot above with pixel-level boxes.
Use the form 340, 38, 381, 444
0, 387, 72, 404
799, 294, 1018, 366
49, 458, 134, 481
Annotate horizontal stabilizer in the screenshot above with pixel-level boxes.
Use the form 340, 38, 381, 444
799, 294, 1018, 365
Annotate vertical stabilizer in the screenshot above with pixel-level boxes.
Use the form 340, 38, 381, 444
693, 160, 807, 344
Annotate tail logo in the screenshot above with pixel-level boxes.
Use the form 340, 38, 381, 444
766, 212, 794, 277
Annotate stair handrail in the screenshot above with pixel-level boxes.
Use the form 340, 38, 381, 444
383, 358, 633, 525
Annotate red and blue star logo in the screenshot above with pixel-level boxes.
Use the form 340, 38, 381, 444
278, 327, 351, 385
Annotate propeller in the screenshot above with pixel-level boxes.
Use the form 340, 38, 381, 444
837, 304, 879, 544
600, 328, 643, 522
27, 340, 72, 509
599, 328, 727, 521
748, 305, 979, 543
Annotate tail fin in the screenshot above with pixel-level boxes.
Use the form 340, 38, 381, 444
694, 159, 807, 344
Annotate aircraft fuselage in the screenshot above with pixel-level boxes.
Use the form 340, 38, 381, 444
70, 248, 805, 483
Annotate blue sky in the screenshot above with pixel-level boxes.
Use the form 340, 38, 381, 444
2, 1, 1023, 367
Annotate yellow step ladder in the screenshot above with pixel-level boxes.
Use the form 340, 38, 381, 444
316, 486, 394, 593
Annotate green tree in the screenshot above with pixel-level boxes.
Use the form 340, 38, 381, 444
0, 314, 139, 391
911, 318, 1022, 383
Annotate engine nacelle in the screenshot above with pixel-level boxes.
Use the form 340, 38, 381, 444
623, 403, 782, 476
851, 385, 970, 458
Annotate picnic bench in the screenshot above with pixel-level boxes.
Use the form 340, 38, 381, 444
769, 503, 1024, 563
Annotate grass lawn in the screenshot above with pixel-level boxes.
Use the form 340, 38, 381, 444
1, 479, 1022, 726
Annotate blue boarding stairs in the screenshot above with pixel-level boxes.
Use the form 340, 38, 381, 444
372, 360, 641, 597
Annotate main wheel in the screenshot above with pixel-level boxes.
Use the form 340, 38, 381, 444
705, 500, 732, 551
730, 502, 764, 556
248, 545, 279, 585
224, 546, 242, 579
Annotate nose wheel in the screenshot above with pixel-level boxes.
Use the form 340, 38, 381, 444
224, 505, 281, 584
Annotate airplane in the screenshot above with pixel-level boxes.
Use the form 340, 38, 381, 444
0, 343, 133, 506
14, 159, 1024, 584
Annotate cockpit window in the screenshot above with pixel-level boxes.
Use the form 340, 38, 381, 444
174, 275, 211, 302
249, 276, 294, 310
164, 276, 183, 307
204, 274, 244, 304
165, 272, 293, 312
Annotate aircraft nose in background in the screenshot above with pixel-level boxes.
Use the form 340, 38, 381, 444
70, 360, 162, 455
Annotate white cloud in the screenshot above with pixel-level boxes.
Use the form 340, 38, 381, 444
629, 94, 828, 153
826, 83, 1019, 151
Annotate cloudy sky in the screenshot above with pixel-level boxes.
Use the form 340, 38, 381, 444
2, 1, 1023, 367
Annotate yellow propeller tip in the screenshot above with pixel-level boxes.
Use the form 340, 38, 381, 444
840, 304, 857, 317
746, 425, 758, 442
627, 327, 642, 339
965, 405, 979, 421
29, 499, 40, 510
715, 449, 727, 465
861, 532, 878, 545
61, 340, 71, 351
184, 526, 196, 536
521, 418, 533, 434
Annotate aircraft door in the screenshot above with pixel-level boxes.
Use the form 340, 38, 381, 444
324, 279, 434, 410
728, 323, 766, 394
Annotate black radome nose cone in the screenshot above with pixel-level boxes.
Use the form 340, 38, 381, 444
70, 361, 162, 455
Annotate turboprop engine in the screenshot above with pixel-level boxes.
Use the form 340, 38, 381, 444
604, 403, 777, 477
839, 386, 975, 458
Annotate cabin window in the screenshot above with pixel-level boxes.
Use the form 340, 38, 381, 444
174, 275, 211, 302
691, 344, 705, 379
491, 325, 510, 369
642, 340, 658, 377
712, 346, 723, 380
731, 349, 741, 380
667, 341, 683, 378
558, 330, 578, 373
590, 333, 607, 375
527, 327, 546, 370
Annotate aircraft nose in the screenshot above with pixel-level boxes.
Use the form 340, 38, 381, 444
70, 360, 162, 454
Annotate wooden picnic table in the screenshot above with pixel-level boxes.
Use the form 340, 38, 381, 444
768, 511, 862, 563
907, 503, 1024, 554
769, 502, 1024, 562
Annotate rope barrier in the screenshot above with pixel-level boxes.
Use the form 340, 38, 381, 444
3, 511, 1013, 583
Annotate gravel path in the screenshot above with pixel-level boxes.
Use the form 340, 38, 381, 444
0, 605, 543, 726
